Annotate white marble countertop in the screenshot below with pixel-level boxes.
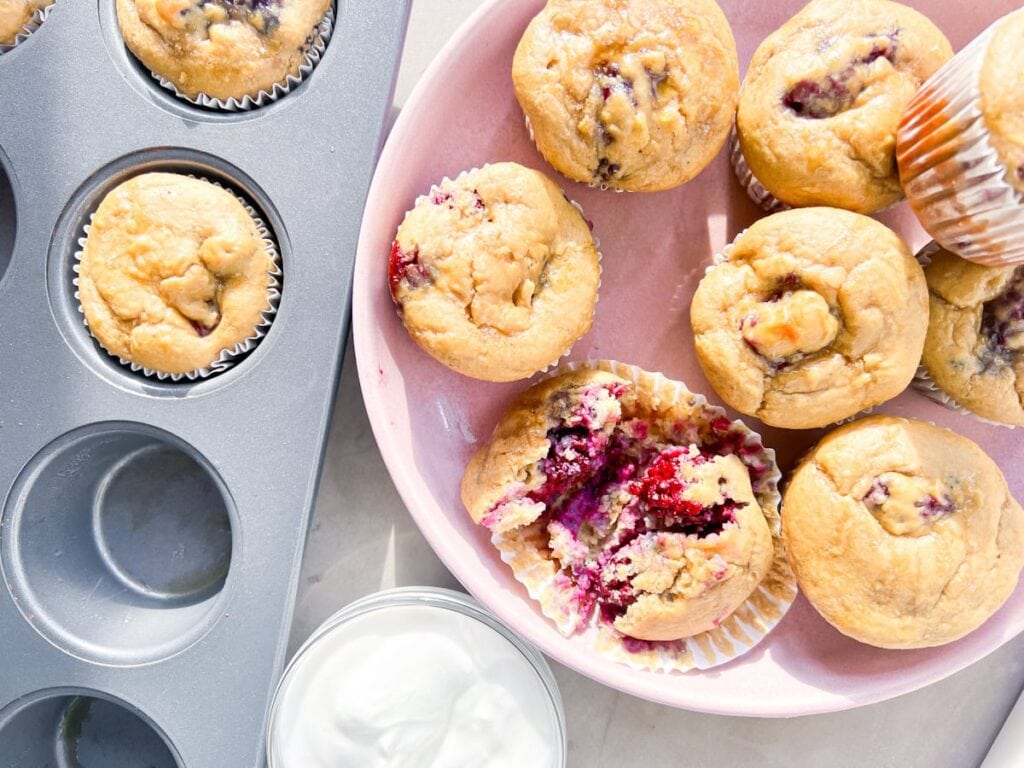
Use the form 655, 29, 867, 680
290, 2, 1024, 765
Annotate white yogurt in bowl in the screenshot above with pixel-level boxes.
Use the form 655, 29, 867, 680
267, 588, 566, 767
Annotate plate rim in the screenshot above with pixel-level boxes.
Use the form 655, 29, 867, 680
353, 0, 1024, 717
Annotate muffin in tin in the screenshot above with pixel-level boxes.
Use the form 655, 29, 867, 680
77, 173, 277, 377
736, 0, 952, 213
462, 364, 794, 670
898, 9, 1024, 267
783, 415, 1024, 649
512, 0, 739, 192
388, 163, 600, 383
690, 208, 928, 429
0, 0, 49, 46
921, 243, 1024, 427
116, 0, 332, 102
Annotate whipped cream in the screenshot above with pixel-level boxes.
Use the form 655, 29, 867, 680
270, 602, 561, 767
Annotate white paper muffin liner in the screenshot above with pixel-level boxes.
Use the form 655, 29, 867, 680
73, 176, 282, 381
391, 164, 603, 380
898, 14, 1024, 267
0, 2, 54, 53
149, 7, 334, 112
728, 131, 789, 214
911, 245, 1016, 428
490, 360, 797, 674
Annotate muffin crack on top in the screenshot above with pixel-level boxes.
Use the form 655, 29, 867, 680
388, 163, 600, 382
736, 0, 952, 212
784, 416, 1024, 649
77, 173, 276, 376
513, 0, 740, 192
116, 0, 332, 100
692, 207, 928, 429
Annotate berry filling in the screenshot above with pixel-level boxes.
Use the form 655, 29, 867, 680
982, 267, 1024, 359
179, 0, 281, 34
784, 31, 899, 119
190, 320, 213, 338
387, 241, 430, 301
864, 473, 956, 535
915, 494, 954, 519
488, 386, 762, 636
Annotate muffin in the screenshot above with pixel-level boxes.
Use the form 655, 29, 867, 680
77, 173, 276, 377
921, 243, 1024, 427
461, 362, 796, 671
690, 208, 928, 429
512, 0, 739, 192
736, 0, 952, 213
783, 415, 1024, 649
0, 0, 49, 46
388, 163, 600, 382
898, 9, 1024, 267
116, 0, 332, 103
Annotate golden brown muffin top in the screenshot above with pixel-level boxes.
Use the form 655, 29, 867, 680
389, 163, 600, 382
737, 0, 952, 212
923, 244, 1024, 426
116, 0, 330, 100
783, 415, 1024, 649
691, 207, 928, 429
78, 173, 274, 375
512, 0, 739, 191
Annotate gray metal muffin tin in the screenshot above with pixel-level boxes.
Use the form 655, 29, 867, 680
0, 0, 410, 764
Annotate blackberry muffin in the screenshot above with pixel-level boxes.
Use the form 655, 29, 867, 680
899, 9, 1024, 267
116, 0, 331, 101
0, 0, 49, 46
388, 163, 600, 382
512, 0, 739, 192
783, 416, 1024, 649
77, 173, 276, 376
462, 363, 796, 670
691, 208, 928, 429
736, 0, 952, 213
922, 244, 1024, 426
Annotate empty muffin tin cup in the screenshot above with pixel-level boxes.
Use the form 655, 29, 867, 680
146, 7, 335, 111
0, 153, 15, 285
0, 423, 235, 666
72, 175, 282, 382
0, 690, 182, 767
0, 1, 54, 54
267, 587, 567, 767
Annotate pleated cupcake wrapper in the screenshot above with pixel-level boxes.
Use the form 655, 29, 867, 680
491, 360, 797, 674
523, 114, 628, 194
150, 7, 334, 111
394, 164, 603, 379
0, 2, 53, 53
898, 16, 1024, 267
73, 177, 281, 381
728, 131, 789, 214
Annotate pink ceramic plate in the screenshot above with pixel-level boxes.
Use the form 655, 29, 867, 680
355, 0, 1024, 716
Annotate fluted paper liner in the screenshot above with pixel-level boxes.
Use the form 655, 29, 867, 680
898, 14, 1024, 267
149, 7, 334, 112
728, 131, 790, 214
391, 164, 603, 380
490, 360, 796, 673
0, 2, 54, 54
73, 176, 281, 381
